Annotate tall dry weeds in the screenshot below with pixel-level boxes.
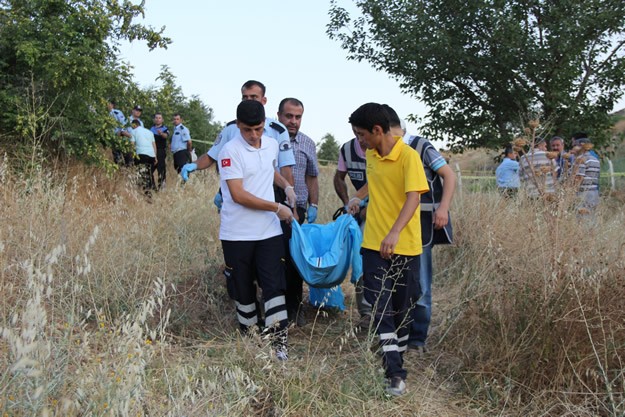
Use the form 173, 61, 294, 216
0, 159, 471, 416
436, 186, 625, 415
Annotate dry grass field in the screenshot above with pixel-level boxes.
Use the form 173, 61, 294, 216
1, 156, 623, 416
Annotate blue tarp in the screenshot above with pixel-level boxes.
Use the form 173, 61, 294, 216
309, 285, 345, 310
289, 214, 363, 289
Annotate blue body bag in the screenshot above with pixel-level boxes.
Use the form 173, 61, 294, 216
289, 214, 363, 310
289, 214, 363, 289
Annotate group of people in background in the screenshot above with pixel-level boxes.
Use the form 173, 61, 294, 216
107, 100, 193, 195
495, 133, 601, 213
108, 80, 457, 397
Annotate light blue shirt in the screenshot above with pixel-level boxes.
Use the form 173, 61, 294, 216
496, 158, 520, 188
208, 117, 295, 168
125, 116, 144, 138
171, 123, 191, 153
109, 109, 126, 135
130, 126, 155, 157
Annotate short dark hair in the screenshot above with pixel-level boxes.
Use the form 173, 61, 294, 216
348, 103, 391, 133
108, 99, 117, 106
173, 113, 182, 118
241, 80, 266, 96
237, 100, 265, 126
381, 104, 401, 128
572, 132, 589, 140
278, 97, 304, 113
153, 112, 163, 118
131, 119, 141, 126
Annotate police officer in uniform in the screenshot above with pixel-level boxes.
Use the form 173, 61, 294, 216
150, 112, 169, 188
107, 99, 128, 165
180, 80, 295, 194
171, 113, 192, 173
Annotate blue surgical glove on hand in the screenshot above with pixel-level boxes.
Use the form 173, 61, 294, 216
213, 192, 223, 211
180, 163, 197, 181
307, 205, 318, 223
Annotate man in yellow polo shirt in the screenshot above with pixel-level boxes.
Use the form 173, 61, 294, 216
347, 103, 428, 396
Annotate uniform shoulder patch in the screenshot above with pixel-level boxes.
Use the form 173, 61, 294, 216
269, 121, 285, 134
226, 119, 237, 126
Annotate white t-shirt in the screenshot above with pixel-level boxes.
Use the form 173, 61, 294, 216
218, 134, 282, 241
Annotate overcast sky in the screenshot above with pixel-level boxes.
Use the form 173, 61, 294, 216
119, 0, 625, 148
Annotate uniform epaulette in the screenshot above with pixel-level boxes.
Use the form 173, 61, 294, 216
269, 121, 285, 134
226, 119, 237, 126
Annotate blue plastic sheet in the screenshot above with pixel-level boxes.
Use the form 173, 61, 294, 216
289, 214, 363, 289
309, 285, 345, 311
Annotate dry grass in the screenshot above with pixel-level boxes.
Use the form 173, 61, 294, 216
3, 150, 622, 416
435, 186, 625, 415
0, 158, 472, 416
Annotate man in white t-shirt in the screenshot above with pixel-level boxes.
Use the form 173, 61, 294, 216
218, 100, 295, 361
129, 119, 157, 194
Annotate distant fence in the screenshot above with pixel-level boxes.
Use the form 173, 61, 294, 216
192, 139, 623, 191
454, 159, 625, 192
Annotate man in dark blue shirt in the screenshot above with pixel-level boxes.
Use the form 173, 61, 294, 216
150, 112, 169, 189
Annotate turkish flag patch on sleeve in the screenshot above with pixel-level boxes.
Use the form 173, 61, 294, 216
221, 158, 231, 167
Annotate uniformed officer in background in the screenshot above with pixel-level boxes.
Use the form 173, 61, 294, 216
150, 112, 169, 189
171, 113, 193, 173
180, 80, 296, 204
107, 99, 129, 166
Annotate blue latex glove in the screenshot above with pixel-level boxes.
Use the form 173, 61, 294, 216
307, 205, 318, 223
180, 163, 197, 181
213, 192, 223, 211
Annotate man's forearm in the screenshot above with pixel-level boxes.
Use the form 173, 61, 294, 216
306, 175, 319, 205
355, 183, 369, 201
195, 153, 215, 170
437, 165, 457, 212
333, 173, 349, 205
280, 165, 294, 186
274, 171, 291, 191
389, 192, 420, 235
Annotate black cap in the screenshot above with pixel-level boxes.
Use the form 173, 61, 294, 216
133, 105, 143, 111
236, 100, 265, 126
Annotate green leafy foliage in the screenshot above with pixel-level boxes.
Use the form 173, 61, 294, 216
0, 0, 220, 169
317, 133, 340, 164
327, 0, 625, 150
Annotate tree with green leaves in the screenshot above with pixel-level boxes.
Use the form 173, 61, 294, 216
0, 0, 170, 169
328, 0, 625, 150
317, 133, 340, 164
